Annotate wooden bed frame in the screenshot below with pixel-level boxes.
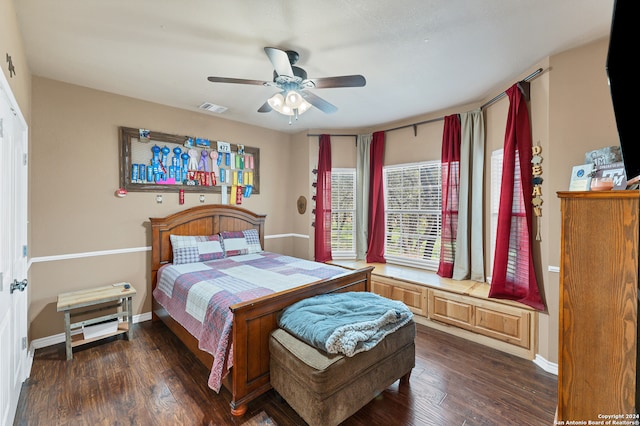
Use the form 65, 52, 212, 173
150, 204, 373, 416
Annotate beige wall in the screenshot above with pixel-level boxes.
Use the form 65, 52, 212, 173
547, 37, 618, 265
289, 131, 313, 259
0, 0, 31, 119
14, 0, 616, 368
28, 77, 295, 340
541, 37, 618, 362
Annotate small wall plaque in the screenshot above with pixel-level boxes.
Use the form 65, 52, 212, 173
297, 196, 307, 214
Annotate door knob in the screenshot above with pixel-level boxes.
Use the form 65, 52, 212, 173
10, 279, 27, 294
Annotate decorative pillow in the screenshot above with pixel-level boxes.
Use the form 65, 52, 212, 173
170, 234, 225, 265
220, 229, 263, 257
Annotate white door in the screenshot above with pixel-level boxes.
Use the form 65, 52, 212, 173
0, 70, 29, 426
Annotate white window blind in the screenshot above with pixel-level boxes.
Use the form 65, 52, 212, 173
490, 148, 526, 283
490, 149, 503, 279
383, 161, 442, 270
506, 150, 527, 283
331, 168, 356, 258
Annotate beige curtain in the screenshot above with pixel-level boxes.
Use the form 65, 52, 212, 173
356, 134, 372, 260
453, 109, 485, 282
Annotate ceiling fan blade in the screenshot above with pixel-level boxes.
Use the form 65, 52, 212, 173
308, 75, 366, 89
257, 101, 272, 113
300, 91, 338, 114
207, 76, 268, 85
264, 47, 294, 77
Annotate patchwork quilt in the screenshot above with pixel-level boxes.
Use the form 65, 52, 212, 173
152, 252, 349, 392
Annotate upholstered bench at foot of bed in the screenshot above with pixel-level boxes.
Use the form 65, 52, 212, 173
269, 320, 416, 426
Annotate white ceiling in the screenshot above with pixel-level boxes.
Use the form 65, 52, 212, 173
15, 0, 615, 134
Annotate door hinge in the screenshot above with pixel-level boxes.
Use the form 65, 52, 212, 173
23, 153, 27, 166
23, 245, 27, 257
22, 337, 27, 350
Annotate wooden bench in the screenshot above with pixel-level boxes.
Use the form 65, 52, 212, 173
56, 283, 136, 360
330, 260, 537, 360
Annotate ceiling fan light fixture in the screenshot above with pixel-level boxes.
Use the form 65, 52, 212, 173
267, 92, 284, 109
298, 101, 310, 114
285, 90, 303, 108
268, 90, 311, 117
208, 47, 366, 121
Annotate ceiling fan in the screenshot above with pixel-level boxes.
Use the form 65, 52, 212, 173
207, 47, 366, 120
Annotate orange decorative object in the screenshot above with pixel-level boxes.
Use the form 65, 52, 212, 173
590, 177, 615, 191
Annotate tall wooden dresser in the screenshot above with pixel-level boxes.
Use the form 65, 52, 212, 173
557, 191, 639, 421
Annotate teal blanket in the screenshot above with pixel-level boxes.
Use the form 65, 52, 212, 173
278, 292, 413, 357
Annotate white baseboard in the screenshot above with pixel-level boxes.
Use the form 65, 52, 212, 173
29, 311, 152, 350
533, 354, 558, 375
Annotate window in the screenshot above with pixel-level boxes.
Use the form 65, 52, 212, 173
331, 168, 356, 258
490, 148, 525, 282
490, 149, 503, 279
384, 161, 442, 270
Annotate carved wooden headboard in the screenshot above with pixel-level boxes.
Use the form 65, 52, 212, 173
149, 204, 266, 290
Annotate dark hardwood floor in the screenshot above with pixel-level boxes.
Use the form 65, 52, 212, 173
14, 320, 557, 425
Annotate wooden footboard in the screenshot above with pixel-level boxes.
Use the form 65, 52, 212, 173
229, 266, 373, 415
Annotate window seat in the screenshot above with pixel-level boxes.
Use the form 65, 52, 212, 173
329, 260, 537, 360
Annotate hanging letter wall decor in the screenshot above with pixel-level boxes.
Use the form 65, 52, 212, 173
531, 142, 543, 241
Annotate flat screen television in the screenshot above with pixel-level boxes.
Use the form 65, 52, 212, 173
606, 0, 640, 186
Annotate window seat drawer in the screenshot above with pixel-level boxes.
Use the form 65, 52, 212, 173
429, 289, 531, 350
330, 260, 536, 359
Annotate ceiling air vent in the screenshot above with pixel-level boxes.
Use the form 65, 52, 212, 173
199, 102, 228, 114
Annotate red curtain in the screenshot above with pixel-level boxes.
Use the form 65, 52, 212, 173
437, 114, 461, 278
366, 131, 386, 263
489, 84, 545, 310
314, 135, 332, 262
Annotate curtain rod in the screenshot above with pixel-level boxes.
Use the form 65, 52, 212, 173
480, 67, 543, 109
306, 133, 358, 138
385, 67, 543, 136
307, 67, 544, 139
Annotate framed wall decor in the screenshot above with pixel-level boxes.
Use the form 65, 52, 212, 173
119, 126, 260, 194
